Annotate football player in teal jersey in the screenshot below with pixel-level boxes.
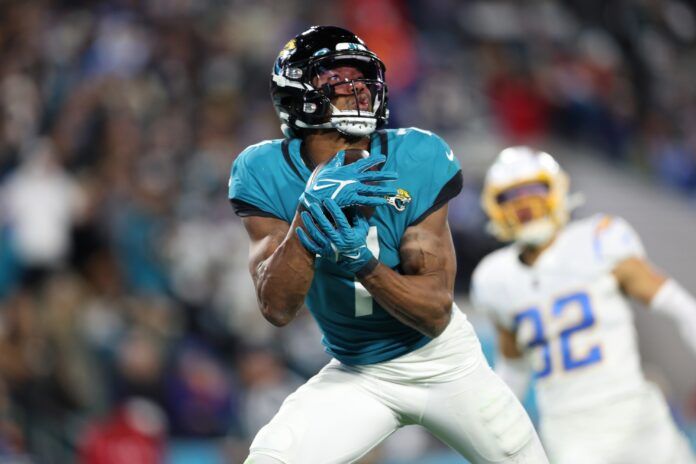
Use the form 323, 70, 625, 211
229, 26, 548, 464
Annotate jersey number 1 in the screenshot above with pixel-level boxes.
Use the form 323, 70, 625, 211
354, 227, 379, 317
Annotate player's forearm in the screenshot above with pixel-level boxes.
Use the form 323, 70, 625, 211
255, 216, 315, 327
359, 263, 452, 338
650, 279, 696, 357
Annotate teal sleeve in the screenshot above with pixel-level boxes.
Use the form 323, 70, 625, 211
228, 148, 285, 220
404, 130, 462, 226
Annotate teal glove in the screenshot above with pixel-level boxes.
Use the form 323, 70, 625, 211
299, 151, 398, 210
296, 199, 377, 275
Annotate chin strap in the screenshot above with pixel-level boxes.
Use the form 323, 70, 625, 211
290, 102, 380, 138
650, 279, 696, 357
332, 117, 377, 137
291, 114, 378, 138
330, 106, 378, 137
515, 218, 557, 247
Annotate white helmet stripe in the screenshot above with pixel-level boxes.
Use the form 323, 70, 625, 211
272, 73, 312, 90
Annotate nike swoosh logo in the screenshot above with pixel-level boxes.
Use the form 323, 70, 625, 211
343, 246, 366, 260
446, 150, 454, 161
312, 178, 357, 200
313, 179, 357, 190
313, 182, 339, 191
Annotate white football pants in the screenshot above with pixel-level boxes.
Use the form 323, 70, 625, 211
540, 382, 695, 464
248, 308, 549, 463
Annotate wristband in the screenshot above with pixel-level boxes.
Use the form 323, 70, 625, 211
355, 257, 379, 279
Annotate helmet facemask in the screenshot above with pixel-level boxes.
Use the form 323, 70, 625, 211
481, 148, 571, 247
271, 27, 389, 139
326, 77, 386, 137
299, 56, 387, 137
495, 182, 559, 247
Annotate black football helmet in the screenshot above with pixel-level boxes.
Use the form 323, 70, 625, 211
270, 26, 388, 138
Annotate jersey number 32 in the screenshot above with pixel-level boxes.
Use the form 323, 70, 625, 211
514, 291, 602, 379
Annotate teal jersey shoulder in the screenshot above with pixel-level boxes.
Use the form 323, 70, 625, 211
384, 127, 462, 226
228, 128, 462, 365
228, 139, 308, 221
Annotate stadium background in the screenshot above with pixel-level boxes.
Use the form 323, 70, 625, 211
1, 0, 695, 462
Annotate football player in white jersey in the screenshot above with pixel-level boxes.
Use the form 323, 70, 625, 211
471, 146, 696, 464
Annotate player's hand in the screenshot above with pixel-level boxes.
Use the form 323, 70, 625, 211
299, 151, 398, 210
296, 199, 375, 274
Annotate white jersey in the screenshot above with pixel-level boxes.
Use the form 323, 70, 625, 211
471, 214, 649, 416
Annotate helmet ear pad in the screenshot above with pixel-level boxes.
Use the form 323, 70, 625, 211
300, 87, 333, 125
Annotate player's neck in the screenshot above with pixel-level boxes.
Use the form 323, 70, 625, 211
519, 236, 556, 266
302, 131, 370, 167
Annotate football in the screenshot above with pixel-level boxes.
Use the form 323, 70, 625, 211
310, 148, 378, 224
343, 149, 377, 223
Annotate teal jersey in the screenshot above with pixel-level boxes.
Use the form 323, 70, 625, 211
229, 128, 462, 365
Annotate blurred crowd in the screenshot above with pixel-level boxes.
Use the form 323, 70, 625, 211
0, 0, 695, 462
